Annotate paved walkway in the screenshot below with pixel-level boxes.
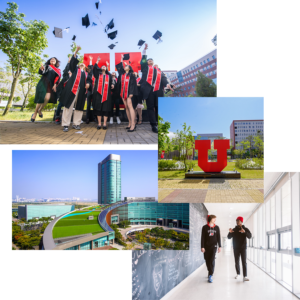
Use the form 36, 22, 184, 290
159, 179, 264, 203
0, 121, 157, 144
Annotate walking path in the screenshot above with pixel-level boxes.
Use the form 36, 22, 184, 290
0, 121, 157, 144
159, 179, 264, 203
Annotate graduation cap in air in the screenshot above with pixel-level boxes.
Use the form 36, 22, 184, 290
82, 14, 90, 28
92, 22, 97, 26
95, 1, 99, 9
72, 35, 76, 41
105, 19, 114, 33
123, 53, 130, 60
138, 39, 145, 49
153, 30, 163, 43
53, 27, 63, 38
108, 44, 116, 50
107, 30, 118, 40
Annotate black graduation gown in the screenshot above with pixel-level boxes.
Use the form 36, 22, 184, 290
140, 55, 168, 100
92, 64, 113, 113
34, 64, 61, 104
115, 62, 138, 101
137, 78, 144, 104
56, 62, 70, 99
59, 56, 92, 111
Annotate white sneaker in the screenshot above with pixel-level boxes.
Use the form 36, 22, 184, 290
235, 275, 240, 279
116, 117, 121, 124
110, 117, 114, 124
243, 277, 249, 281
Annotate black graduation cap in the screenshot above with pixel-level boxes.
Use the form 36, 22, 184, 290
153, 30, 163, 43
82, 14, 90, 28
123, 53, 130, 60
105, 19, 114, 33
138, 39, 145, 48
53, 27, 63, 38
107, 30, 117, 40
108, 44, 116, 50
72, 35, 76, 41
95, 1, 99, 9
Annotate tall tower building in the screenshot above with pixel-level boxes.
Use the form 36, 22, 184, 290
98, 154, 121, 204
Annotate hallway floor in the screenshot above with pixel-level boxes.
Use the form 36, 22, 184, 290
162, 249, 298, 300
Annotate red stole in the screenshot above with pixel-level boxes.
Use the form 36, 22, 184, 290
136, 77, 141, 84
154, 67, 161, 92
71, 69, 82, 95
121, 73, 130, 100
146, 66, 154, 86
97, 74, 110, 102
48, 65, 61, 84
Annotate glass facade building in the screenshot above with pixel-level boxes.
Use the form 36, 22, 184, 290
111, 202, 189, 229
18, 204, 75, 221
98, 154, 121, 205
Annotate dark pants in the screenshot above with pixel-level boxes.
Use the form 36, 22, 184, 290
86, 92, 93, 121
204, 247, 217, 276
55, 101, 63, 118
110, 95, 120, 117
234, 248, 247, 277
146, 89, 157, 127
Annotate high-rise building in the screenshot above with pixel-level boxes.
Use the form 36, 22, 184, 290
98, 154, 121, 204
230, 119, 264, 150
166, 49, 217, 97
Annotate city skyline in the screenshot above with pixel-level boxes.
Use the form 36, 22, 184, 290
12, 150, 158, 200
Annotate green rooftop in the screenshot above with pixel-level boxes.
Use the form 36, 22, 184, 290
53, 211, 104, 239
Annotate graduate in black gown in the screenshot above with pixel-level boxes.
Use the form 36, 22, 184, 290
133, 72, 144, 125
55, 56, 72, 124
92, 57, 114, 130
86, 55, 95, 124
140, 43, 173, 133
31, 57, 61, 122
115, 55, 138, 132
109, 72, 121, 125
59, 45, 92, 132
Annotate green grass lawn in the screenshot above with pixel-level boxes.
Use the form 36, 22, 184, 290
0, 111, 54, 122
52, 211, 104, 238
53, 224, 104, 239
158, 161, 263, 179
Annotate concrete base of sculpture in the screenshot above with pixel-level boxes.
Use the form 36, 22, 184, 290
185, 171, 241, 179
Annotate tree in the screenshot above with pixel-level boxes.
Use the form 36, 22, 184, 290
253, 132, 264, 158
173, 123, 195, 171
154, 238, 164, 249
245, 135, 254, 157
0, 64, 12, 104
195, 71, 217, 97
158, 115, 172, 155
0, 2, 49, 115
236, 140, 250, 158
165, 85, 183, 97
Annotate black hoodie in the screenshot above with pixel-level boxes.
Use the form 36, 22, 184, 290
227, 225, 252, 249
201, 224, 221, 249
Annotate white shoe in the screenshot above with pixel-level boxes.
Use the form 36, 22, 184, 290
235, 275, 240, 279
110, 117, 114, 124
243, 277, 249, 281
116, 117, 121, 124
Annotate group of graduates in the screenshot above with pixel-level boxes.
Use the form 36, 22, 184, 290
31, 44, 173, 133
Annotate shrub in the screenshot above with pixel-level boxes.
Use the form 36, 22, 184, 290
186, 160, 196, 170
158, 160, 177, 171
235, 158, 264, 170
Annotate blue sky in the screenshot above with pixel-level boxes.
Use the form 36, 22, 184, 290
12, 150, 158, 199
159, 97, 264, 138
0, 0, 216, 71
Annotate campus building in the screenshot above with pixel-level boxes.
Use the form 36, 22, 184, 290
98, 154, 121, 205
166, 49, 217, 97
18, 204, 75, 221
230, 119, 264, 150
107, 201, 189, 229
193, 133, 224, 160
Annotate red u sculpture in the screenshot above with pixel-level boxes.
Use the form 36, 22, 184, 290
195, 139, 230, 173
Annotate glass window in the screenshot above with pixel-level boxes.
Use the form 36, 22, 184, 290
282, 254, 292, 287
270, 197, 275, 230
212, 55, 215, 59
268, 234, 276, 249
282, 181, 291, 227
280, 231, 292, 250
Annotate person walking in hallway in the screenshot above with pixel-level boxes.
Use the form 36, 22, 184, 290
227, 216, 252, 282
201, 215, 221, 283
